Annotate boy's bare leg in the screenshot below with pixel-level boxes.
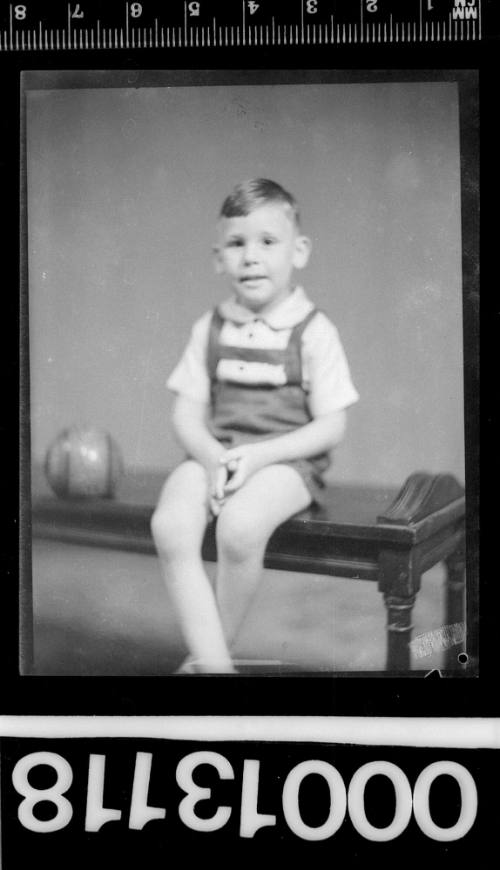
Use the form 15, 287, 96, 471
151, 460, 236, 673
215, 464, 312, 649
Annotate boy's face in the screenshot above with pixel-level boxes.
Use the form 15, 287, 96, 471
214, 203, 311, 313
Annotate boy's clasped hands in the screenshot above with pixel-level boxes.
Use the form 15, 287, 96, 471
208, 442, 268, 516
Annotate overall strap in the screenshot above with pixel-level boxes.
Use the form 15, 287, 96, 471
206, 308, 225, 379
286, 308, 321, 384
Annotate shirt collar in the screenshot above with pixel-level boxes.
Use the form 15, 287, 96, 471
217, 286, 314, 329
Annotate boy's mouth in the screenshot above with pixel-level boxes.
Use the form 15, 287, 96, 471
239, 275, 267, 284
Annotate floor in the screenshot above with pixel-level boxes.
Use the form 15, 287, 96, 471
30, 539, 452, 675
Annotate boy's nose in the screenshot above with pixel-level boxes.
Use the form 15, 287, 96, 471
243, 243, 259, 263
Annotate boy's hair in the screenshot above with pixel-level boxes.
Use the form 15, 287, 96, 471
219, 178, 300, 228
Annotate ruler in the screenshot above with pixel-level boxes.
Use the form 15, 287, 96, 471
0, 0, 484, 51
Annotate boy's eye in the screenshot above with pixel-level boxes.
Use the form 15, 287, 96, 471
226, 238, 244, 247
262, 237, 277, 245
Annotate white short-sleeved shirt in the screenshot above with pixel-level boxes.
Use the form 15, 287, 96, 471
167, 286, 359, 418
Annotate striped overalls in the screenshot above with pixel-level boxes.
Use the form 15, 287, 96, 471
206, 307, 330, 501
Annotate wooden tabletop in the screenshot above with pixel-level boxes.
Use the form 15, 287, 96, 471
30, 465, 465, 553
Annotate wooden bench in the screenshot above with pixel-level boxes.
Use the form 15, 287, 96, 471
30, 467, 467, 672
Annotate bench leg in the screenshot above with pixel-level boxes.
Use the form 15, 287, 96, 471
384, 593, 417, 671
444, 535, 466, 671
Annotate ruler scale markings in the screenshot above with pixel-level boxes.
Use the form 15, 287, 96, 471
0, 5, 484, 52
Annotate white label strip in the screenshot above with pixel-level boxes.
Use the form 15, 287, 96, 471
1, 716, 499, 748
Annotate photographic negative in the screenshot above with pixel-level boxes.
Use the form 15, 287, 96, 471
22, 69, 477, 678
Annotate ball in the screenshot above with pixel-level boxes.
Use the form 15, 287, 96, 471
44, 426, 124, 499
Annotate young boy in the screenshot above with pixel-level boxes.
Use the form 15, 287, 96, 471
151, 178, 359, 673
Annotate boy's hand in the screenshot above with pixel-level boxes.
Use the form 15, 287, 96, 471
207, 461, 229, 516
220, 443, 268, 494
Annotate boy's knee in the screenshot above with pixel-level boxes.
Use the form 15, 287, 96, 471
216, 505, 267, 562
151, 504, 196, 558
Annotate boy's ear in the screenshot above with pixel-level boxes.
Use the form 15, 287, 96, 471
212, 245, 225, 274
292, 234, 312, 270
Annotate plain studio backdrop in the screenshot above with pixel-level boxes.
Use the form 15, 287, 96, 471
26, 78, 466, 673
27, 79, 464, 487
